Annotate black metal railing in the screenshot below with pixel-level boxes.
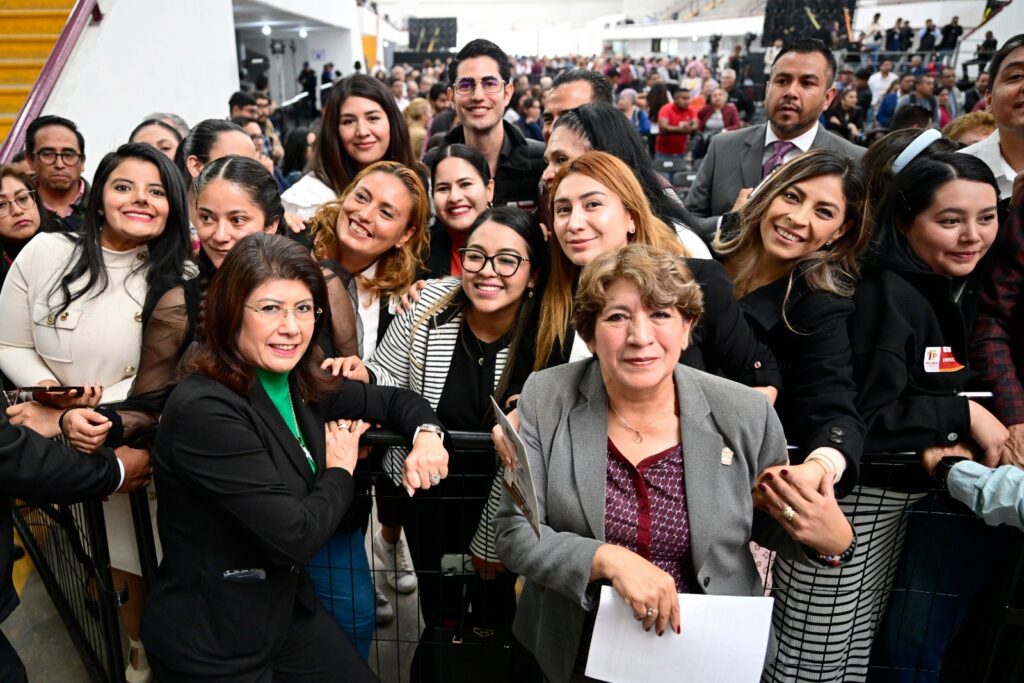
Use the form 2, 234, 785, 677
17, 430, 1024, 683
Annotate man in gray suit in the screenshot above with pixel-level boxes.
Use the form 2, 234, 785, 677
686, 39, 866, 238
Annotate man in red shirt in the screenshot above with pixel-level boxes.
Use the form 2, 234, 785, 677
655, 89, 698, 161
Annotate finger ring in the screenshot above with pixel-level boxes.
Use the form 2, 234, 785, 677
782, 505, 796, 522
429, 473, 441, 485
645, 607, 657, 618
337, 421, 350, 430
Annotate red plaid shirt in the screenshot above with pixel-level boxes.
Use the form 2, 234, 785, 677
972, 201, 1024, 425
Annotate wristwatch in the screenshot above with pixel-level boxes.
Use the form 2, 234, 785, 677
932, 456, 970, 491
412, 423, 445, 443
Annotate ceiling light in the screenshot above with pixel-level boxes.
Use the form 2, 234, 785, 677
261, 25, 271, 36
299, 28, 308, 38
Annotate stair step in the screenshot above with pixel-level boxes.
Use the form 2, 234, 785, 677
2, 0, 75, 8
0, 114, 15, 147
0, 9, 70, 35
0, 58, 46, 86
0, 86, 31, 115
0, 34, 58, 60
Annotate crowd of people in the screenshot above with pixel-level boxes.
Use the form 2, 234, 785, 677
0, 28, 1023, 683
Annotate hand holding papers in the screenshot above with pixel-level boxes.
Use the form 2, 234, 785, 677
586, 585, 774, 683
491, 396, 541, 539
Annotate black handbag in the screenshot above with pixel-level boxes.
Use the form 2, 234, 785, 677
409, 578, 517, 683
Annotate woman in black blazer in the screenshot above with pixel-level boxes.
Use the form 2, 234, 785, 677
141, 234, 447, 682
712, 149, 872, 682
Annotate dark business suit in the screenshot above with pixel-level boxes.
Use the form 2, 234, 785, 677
685, 123, 866, 237
0, 414, 121, 682
142, 372, 435, 681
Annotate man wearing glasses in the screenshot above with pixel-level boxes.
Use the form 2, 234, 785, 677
424, 39, 545, 210
24, 115, 88, 232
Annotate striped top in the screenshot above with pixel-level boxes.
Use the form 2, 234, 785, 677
365, 277, 510, 562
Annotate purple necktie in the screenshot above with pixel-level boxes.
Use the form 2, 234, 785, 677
762, 140, 798, 178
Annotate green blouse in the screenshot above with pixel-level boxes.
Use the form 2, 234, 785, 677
255, 368, 315, 473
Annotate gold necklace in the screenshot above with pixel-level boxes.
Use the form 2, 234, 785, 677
609, 406, 649, 445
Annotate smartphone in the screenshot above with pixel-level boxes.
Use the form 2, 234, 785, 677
19, 386, 86, 394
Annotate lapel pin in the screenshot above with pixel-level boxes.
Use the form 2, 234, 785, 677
721, 447, 734, 466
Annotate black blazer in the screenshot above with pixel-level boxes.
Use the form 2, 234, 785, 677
0, 415, 120, 623
739, 274, 866, 495
141, 372, 436, 677
850, 266, 984, 492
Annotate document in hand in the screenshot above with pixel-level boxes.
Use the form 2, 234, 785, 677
585, 585, 774, 683
490, 396, 541, 539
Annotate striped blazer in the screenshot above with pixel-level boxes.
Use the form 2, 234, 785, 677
365, 277, 509, 562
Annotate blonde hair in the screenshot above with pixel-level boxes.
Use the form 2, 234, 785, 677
308, 161, 430, 298
941, 111, 996, 143
713, 149, 871, 302
573, 244, 703, 345
536, 150, 687, 369
404, 98, 430, 126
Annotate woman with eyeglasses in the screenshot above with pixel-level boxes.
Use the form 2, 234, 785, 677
140, 233, 445, 682
0, 166, 53, 289
283, 74, 423, 219
335, 206, 546, 679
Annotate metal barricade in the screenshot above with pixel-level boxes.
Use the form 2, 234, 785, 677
12, 494, 132, 683
17, 430, 1024, 683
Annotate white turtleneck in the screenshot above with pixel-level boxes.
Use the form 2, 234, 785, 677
0, 232, 150, 403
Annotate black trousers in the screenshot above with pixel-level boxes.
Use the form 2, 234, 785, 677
146, 600, 375, 683
0, 630, 28, 683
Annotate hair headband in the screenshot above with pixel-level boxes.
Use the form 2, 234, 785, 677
891, 129, 942, 173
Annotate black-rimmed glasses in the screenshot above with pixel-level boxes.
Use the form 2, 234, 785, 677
454, 76, 505, 96
0, 191, 36, 217
34, 149, 82, 165
458, 248, 528, 277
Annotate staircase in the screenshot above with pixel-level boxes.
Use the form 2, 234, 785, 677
0, 0, 75, 145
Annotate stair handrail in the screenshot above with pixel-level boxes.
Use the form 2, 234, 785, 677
0, 0, 103, 163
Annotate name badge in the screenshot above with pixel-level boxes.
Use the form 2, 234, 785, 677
721, 447, 734, 466
923, 346, 964, 373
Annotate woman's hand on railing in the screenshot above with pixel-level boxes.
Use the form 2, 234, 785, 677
403, 431, 449, 496
591, 544, 681, 636
321, 356, 369, 383
62, 407, 112, 452
756, 466, 853, 556
325, 419, 369, 475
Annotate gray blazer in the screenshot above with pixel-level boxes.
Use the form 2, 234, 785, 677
684, 123, 867, 236
495, 360, 811, 683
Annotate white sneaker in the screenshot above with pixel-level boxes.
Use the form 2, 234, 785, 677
372, 529, 418, 594
375, 585, 394, 625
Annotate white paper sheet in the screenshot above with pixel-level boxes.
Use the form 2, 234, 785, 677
490, 396, 541, 539
585, 585, 774, 683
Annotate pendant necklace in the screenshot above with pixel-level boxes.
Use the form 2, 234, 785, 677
610, 406, 646, 445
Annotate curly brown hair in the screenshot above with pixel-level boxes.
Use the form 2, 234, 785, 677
307, 161, 430, 299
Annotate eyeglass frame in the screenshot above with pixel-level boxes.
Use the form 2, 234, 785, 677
453, 75, 506, 96
0, 190, 37, 218
244, 303, 323, 322
32, 148, 83, 165
458, 247, 530, 277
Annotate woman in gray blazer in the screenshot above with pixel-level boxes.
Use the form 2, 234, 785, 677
495, 245, 855, 683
